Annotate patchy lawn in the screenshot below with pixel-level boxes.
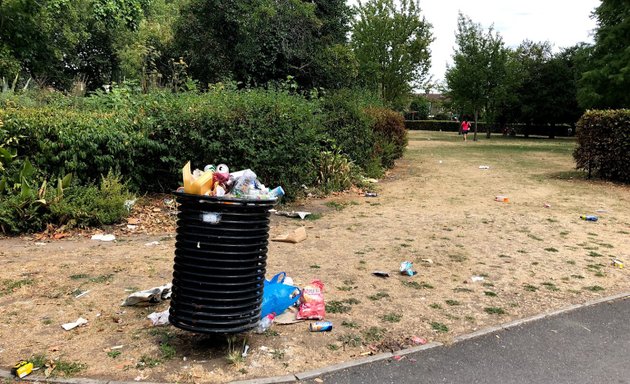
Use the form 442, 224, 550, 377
0, 131, 628, 383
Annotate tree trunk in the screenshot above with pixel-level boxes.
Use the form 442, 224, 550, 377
549, 123, 555, 139
486, 122, 491, 139
473, 109, 478, 141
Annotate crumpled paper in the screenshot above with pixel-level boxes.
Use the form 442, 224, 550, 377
121, 283, 172, 306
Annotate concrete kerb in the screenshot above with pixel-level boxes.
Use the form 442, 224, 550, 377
3, 292, 628, 384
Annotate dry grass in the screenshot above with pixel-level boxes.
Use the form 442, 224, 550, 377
0, 131, 628, 383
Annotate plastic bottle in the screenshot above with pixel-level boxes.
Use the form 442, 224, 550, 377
580, 215, 598, 221
269, 186, 285, 199
254, 312, 276, 333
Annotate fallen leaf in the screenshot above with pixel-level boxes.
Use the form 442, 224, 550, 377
127, 218, 140, 225
53, 233, 68, 239
314, 379, 324, 383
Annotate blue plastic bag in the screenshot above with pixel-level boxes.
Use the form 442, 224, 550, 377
261, 272, 301, 318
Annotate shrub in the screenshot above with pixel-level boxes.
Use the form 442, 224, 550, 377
316, 148, 354, 193
365, 107, 407, 168
49, 172, 134, 228
574, 109, 630, 183
318, 89, 381, 172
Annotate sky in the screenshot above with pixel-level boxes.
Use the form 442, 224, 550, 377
347, 0, 601, 87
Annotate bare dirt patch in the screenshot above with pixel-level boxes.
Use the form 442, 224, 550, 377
1, 131, 628, 382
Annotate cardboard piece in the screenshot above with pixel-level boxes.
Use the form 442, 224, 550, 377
272, 227, 307, 243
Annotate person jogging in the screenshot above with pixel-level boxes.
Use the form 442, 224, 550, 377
461, 120, 470, 141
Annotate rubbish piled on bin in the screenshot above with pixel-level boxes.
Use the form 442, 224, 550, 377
180, 161, 284, 200
121, 283, 172, 306
272, 226, 307, 243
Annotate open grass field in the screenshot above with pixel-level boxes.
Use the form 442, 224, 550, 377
0, 130, 628, 382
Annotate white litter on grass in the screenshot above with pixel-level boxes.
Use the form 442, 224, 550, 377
479, 165, 490, 169
75, 290, 90, 299
241, 345, 250, 358
62, 317, 88, 331
145, 241, 160, 247
127, 225, 138, 230
124, 199, 137, 212
147, 308, 170, 326
122, 283, 172, 306
35, 242, 47, 246
111, 345, 124, 350
91, 234, 116, 242
471, 275, 485, 282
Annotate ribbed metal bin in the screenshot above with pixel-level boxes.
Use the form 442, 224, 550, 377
170, 191, 276, 334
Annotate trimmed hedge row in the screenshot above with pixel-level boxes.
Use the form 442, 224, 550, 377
574, 109, 630, 183
1, 89, 406, 198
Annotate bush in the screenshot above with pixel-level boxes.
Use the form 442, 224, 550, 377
49, 172, 134, 228
319, 89, 382, 172
574, 109, 630, 183
365, 107, 407, 168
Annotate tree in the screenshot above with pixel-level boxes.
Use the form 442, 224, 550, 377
445, 13, 507, 140
351, 0, 433, 110
173, 0, 355, 89
578, 0, 630, 109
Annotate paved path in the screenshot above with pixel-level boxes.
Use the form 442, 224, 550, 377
304, 298, 630, 384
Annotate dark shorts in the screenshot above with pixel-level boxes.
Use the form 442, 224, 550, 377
462, 130, 469, 135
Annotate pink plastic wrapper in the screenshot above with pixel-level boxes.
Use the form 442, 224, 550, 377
296, 280, 325, 320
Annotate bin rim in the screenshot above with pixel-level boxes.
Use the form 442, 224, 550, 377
173, 190, 278, 206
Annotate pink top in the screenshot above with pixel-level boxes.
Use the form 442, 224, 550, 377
461, 121, 470, 131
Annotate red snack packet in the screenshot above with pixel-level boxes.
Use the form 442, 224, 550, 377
296, 279, 325, 320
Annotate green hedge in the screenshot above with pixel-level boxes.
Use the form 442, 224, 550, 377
1, 88, 405, 199
574, 109, 630, 183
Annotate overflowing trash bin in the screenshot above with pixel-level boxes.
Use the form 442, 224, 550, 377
169, 163, 281, 334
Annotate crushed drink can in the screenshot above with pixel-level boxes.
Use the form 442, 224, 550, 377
309, 321, 333, 332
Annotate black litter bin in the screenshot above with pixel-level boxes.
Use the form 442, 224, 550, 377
169, 191, 277, 334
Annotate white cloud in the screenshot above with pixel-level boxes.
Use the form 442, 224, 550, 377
347, 0, 600, 85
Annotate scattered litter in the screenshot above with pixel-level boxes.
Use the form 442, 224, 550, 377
254, 313, 276, 334
261, 272, 301, 318
275, 307, 303, 325
61, 317, 88, 331
471, 275, 485, 282
121, 283, 172, 306
494, 195, 509, 203
363, 178, 379, 183
144, 241, 160, 246
365, 192, 378, 197
12, 361, 33, 378
309, 321, 333, 332
479, 165, 490, 169
75, 290, 90, 299
409, 358, 417, 363
596, 209, 608, 213
297, 280, 325, 320
35, 242, 47, 246
544, 203, 551, 208
399, 261, 416, 276
580, 215, 598, 221
275, 211, 311, 220
372, 271, 390, 278
126, 225, 138, 230
271, 227, 307, 243
421, 258, 433, 264
147, 308, 170, 326
134, 373, 148, 382
111, 345, 124, 350
438, 160, 443, 164
91, 234, 116, 242
392, 355, 405, 361
314, 379, 324, 383
410, 336, 427, 345
241, 344, 250, 358
611, 258, 624, 269
259, 346, 270, 352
